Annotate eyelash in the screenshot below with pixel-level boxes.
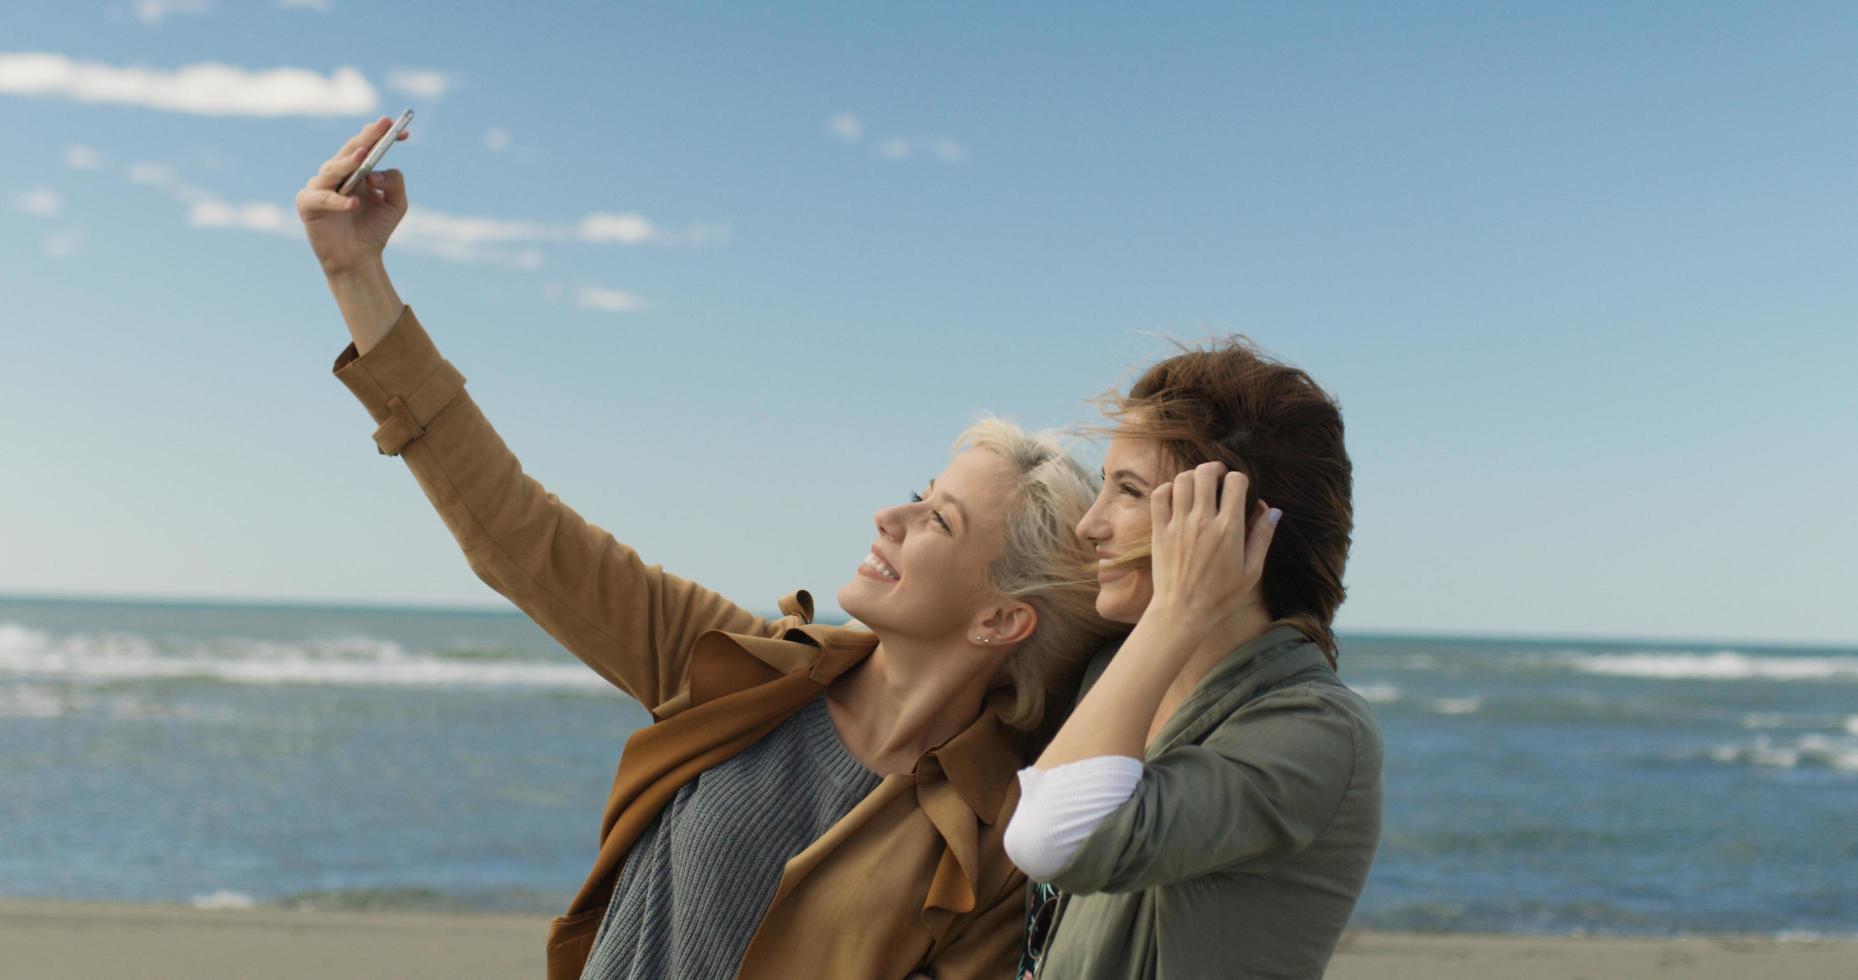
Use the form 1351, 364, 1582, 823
909, 491, 953, 533
1119, 483, 1144, 499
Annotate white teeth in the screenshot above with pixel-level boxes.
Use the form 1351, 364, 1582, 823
863, 553, 899, 581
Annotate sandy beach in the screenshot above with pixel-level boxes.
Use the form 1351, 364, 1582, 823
2, 901, 1853, 979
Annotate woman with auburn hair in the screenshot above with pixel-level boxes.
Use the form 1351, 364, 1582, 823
296, 116, 1121, 980
1003, 339, 1383, 979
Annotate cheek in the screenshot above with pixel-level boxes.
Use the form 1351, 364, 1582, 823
1113, 504, 1152, 541
906, 539, 978, 596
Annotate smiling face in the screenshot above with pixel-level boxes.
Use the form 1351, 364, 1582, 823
1074, 435, 1169, 624
838, 447, 1022, 643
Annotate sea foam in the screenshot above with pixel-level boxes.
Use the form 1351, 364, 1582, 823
1352, 683, 1402, 703
1706, 734, 1858, 773
0, 620, 608, 691
1564, 650, 1858, 682
0, 683, 67, 718
191, 890, 257, 910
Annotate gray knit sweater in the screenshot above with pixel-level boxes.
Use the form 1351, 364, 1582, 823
578, 693, 881, 980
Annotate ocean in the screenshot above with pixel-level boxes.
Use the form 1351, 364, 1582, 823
1, 596, 1853, 938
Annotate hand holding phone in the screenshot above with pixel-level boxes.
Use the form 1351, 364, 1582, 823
297, 112, 415, 280
337, 108, 414, 196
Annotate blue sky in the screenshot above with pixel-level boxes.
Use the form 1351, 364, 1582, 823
2, 1, 1854, 645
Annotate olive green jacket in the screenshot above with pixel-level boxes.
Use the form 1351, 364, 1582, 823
1037, 626, 1383, 980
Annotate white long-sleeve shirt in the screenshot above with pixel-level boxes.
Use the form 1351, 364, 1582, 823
1002, 755, 1146, 880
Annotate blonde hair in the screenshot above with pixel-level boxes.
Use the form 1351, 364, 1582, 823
953, 417, 1124, 739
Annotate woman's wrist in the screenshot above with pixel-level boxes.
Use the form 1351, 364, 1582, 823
325, 259, 403, 356
1143, 592, 1253, 662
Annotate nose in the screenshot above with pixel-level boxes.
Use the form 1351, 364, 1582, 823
874, 503, 906, 542
1075, 495, 1107, 544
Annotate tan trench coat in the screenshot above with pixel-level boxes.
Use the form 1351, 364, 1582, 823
331, 305, 1027, 979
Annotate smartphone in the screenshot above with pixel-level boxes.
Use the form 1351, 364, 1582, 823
337, 108, 414, 197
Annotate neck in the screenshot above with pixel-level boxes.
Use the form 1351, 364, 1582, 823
1170, 605, 1277, 696
828, 631, 1000, 775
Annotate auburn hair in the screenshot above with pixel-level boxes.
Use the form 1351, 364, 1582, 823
1102, 337, 1353, 666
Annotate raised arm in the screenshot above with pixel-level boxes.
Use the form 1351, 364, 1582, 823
1034, 462, 1277, 769
297, 117, 779, 710
1005, 462, 1281, 881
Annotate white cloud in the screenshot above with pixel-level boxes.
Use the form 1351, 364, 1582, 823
575, 285, 644, 313
676, 222, 732, 246
398, 206, 553, 246
826, 112, 862, 142
14, 188, 63, 217
387, 205, 557, 269
875, 135, 966, 163
277, 0, 332, 11
64, 144, 103, 170
133, 0, 211, 25
0, 53, 376, 116
929, 138, 966, 163
43, 227, 84, 258
115, 159, 301, 238
187, 197, 293, 234
128, 161, 176, 186
119, 153, 715, 270
578, 212, 655, 244
384, 68, 450, 100
126, 160, 216, 206
483, 127, 510, 152
829, 113, 966, 164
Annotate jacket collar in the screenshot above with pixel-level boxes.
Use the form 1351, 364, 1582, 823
681, 590, 1020, 824
690, 592, 1022, 916
1149, 625, 1332, 755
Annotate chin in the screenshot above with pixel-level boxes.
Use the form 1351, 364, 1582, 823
1094, 578, 1150, 625
837, 579, 888, 630
836, 580, 865, 621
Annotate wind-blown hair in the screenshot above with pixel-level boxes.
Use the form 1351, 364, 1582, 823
955, 417, 1124, 746
1099, 337, 1353, 665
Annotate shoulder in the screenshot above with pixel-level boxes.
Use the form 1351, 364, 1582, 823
1203, 674, 1383, 776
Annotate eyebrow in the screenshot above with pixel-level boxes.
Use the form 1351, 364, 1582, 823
926, 479, 967, 530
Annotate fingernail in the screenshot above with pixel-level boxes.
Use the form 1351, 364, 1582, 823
1267, 508, 1282, 525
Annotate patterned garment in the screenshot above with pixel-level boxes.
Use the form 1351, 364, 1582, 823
1016, 880, 1066, 980
578, 694, 880, 980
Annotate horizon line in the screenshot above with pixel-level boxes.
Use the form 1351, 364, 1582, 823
1, 589, 1851, 652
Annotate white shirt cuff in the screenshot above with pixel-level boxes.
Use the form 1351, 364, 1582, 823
1003, 755, 1145, 881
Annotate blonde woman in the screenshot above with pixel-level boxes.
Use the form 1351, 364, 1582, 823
296, 116, 1120, 979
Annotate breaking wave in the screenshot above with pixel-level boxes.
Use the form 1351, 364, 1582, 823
0, 621, 605, 690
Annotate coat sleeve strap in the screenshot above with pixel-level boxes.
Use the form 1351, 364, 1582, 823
371, 360, 466, 456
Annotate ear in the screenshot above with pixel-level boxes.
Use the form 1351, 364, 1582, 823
969, 600, 1037, 648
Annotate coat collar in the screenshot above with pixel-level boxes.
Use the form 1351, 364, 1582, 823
1149, 625, 1333, 755
670, 589, 1021, 826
